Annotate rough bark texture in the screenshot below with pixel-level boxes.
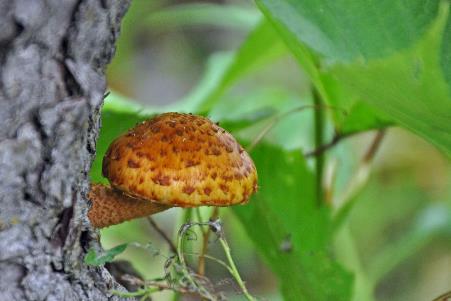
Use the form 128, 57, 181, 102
0, 1, 131, 300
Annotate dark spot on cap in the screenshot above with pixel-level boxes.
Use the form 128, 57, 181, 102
211, 172, 217, 180
212, 148, 221, 156
128, 159, 140, 168
183, 186, 195, 195
186, 160, 200, 168
220, 184, 229, 193
152, 175, 171, 186
222, 175, 233, 181
151, 126, 160, 133
176, 129, 183, 136
204, 187, 212, 196
161, 135, 169, 142
145, 153, 155, 161
111, 149, 121, 160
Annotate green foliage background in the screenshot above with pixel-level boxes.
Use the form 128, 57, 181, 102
92, 1, 451, 300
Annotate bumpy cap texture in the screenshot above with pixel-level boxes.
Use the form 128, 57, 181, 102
102, 112, 257, 207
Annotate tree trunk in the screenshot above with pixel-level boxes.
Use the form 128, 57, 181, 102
0, 1, 131, 300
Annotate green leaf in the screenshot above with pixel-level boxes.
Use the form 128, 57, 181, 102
256, 0, 439, 61
441, 16, 451, 88
257, 0, 451, 157
331, 5, 451, 156
171, 20, 286, 113
253, 2, 390, 135
84, 244, 128, 266
144, 3, 260, 30
233, 144, 353, 301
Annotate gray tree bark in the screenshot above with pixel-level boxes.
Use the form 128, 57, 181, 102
0, 1, 132, 300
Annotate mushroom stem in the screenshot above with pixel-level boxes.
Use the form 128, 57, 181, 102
88, 184, 170, 228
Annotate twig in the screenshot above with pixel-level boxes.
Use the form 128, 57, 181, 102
118, 275, 193, 294
312, 87, 325, 205
432, 290, 451, 301
147, 217, 177, 254
304, 132, 347, 158
362, 129, 385, 163
246, 104, 346, 153
336, 129, 386, 208
198, 207, 219, 276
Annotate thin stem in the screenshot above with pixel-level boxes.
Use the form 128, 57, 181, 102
432, 290, 451, 301
147, 217, 177, 254
246, 104, 345, 153
197, 207, 219, 276
218, 236, 256, 301
195, 208, 207, 235
111, 288, 149, 298
362, 129, 385, 163
177, 223, 217, 300
178, 221, 256, 300
177, 225, 200, 290
312, 87, 325, 205
184, 252, 234, 275
304, 132, 348, 158
337, 129, 386, 206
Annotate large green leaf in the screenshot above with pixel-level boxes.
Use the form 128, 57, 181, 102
233, 144, 353, 301
442, 16, 451, 87
256, 0, 451, 156
331, 6, 451, 155
257, 0, 439, 61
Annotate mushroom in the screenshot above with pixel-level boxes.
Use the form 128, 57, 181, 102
88, 112, 258, 228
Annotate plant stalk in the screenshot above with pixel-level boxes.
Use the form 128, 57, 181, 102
218, 237, 257, 301
312, 87, 325, 205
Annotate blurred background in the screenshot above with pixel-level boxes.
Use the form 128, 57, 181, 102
97, 1, 451, 300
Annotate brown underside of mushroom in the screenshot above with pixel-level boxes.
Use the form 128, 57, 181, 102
88, 184, 170, 228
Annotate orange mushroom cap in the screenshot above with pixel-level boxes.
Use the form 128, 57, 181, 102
102, 112, 258, 207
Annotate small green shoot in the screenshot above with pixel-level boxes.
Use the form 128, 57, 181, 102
84, 244, 128, 266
